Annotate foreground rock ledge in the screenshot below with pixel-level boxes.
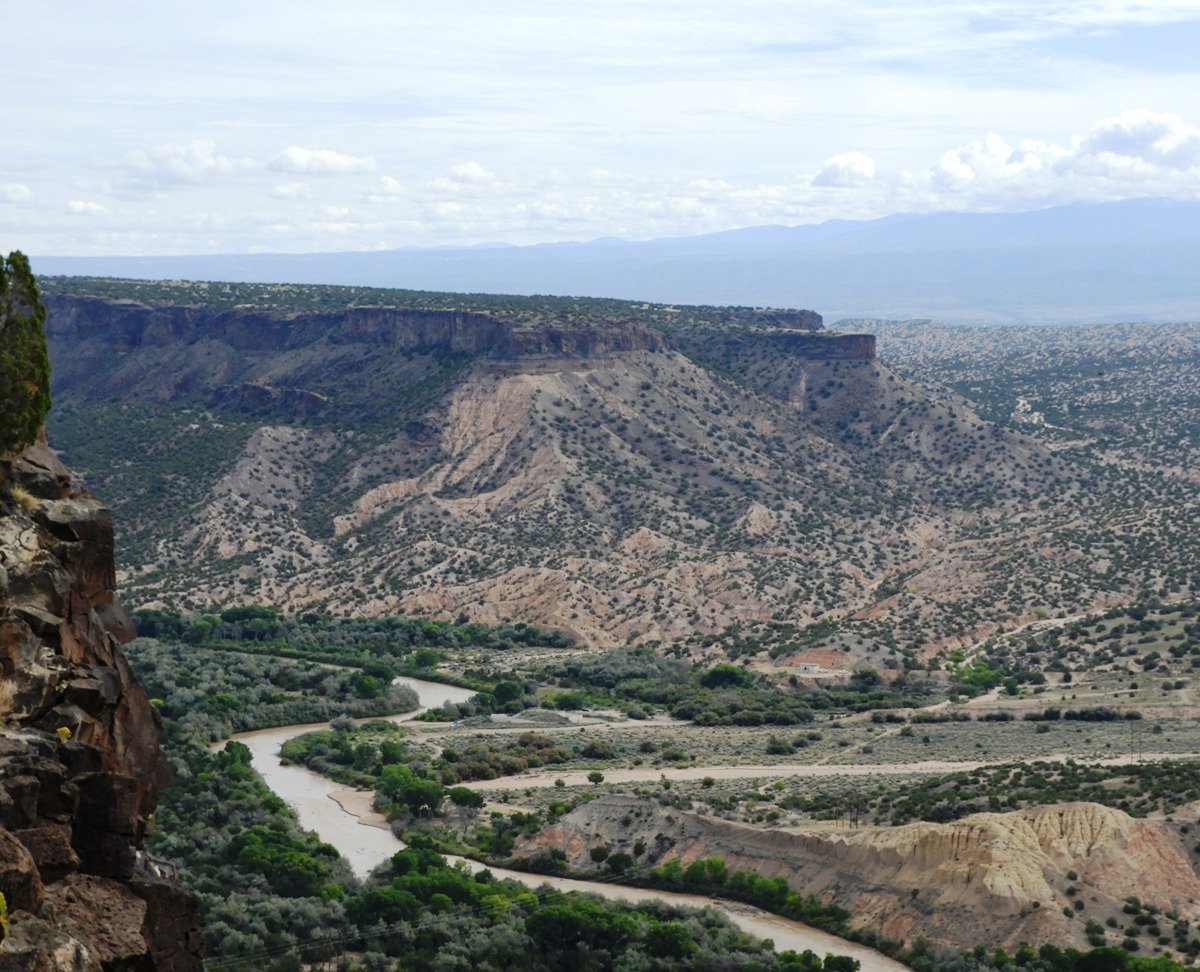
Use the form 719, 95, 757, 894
0, 439, 202, 970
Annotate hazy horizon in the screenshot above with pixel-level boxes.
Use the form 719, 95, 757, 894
5, 2, 1200, 257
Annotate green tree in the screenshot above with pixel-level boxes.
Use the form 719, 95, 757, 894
411, 647, 440, 668
525, 900, 636, 957
448, 785, 484, 809
645, 920, 697, 959
700, 663, 753, 689
378, 764, 445, 815
0, 251, 51, 457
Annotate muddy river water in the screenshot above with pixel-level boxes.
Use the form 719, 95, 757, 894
223, 677, 907, 971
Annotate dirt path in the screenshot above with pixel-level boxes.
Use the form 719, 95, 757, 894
460, 750, 1200, 791
405, 714, 687, 738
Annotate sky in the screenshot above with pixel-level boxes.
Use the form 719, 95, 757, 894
4, 0, 1200, 255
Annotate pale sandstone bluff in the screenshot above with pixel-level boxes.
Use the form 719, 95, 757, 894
0, 439, 203, 970
517, 795, 1200, 951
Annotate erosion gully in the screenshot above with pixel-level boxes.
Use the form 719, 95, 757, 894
223, 677, 906, 972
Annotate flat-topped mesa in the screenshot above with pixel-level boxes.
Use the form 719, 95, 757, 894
43, 294, 666, 359
42, 293, 868, 413
495, 318, 667, 359
43, 295, 513, 355
746, 308, 824, 330
672, 324, 877, 367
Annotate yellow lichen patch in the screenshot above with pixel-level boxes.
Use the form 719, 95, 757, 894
8, 484, 38, 511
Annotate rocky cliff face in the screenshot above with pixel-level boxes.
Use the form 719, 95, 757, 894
0, 438, 202, 970
43, 295, 666, 365
43, 296, 507, 355
495, 318, 667, 358
518, 795, 1200, 952
42, 295, 863, 410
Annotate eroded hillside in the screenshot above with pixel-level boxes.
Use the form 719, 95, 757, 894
517, 794, 1200, 954
41, 280, 1198, 658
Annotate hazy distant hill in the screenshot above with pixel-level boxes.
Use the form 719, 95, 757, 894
33, 199, 1200, 324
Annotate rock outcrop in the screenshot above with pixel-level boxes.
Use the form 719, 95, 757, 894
518, 795, 1200, 952
727, 329, 876, 361
0, 438, 202, 969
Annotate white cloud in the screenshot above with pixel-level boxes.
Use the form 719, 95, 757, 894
363, 176, 406, 204
586, 168, 639, 188
428, 162, 500, 196
541, 168, 571, 188
268, 147, 376, 175
928, 132, 1040, 190
125, 139, 257, 188
445, 161, 495, 184
67, 200, 109, 216
16, 105, 1200, 253
1041, 2, 1200, 29
1074, 109, 1200, 170
271, 181, 311, 199
905, 110, 1200, 209
812, 152, 877, 188
1, 183, 32, 203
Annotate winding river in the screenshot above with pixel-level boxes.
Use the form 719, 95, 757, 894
224, 677, 907, 972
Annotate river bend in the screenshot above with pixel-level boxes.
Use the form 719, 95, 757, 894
223, 677, 907, 972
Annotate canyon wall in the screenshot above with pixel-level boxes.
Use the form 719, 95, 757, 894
43, 295, 665, 360
42, 295, 869, 411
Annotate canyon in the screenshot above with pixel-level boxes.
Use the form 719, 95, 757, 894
42, 280, 1113, 661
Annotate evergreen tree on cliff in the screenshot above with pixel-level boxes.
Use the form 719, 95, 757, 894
0, 251, 51, 456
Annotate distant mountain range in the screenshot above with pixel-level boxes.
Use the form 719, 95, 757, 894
32, 198, 1200, 324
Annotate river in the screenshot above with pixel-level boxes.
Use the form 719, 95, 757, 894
223, 676, 908, 972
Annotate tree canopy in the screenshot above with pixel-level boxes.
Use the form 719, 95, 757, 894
0, 251, 51, 457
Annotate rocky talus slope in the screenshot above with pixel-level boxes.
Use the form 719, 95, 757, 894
0, 439, 202, 970
518, 794, 1200, 952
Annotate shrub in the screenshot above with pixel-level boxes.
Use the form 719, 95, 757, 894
766, 735, 794, 755
699, 664, 753, 689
